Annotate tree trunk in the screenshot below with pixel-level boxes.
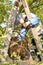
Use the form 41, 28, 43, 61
22, 0, 43, 62
3, 2, 18, 58
22, 0, 42, 51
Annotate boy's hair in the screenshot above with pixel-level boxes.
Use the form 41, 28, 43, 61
14, 1, 19, 7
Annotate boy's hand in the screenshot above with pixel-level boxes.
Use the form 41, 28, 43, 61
22, 21, 30, 28
25, 21, 30, 26
19, 18, 30, 28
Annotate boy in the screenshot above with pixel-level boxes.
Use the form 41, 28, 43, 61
14, 0, 40, 41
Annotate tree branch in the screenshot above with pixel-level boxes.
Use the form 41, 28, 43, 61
31, 3, 43, 9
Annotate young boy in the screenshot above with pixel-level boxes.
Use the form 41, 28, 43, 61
14, 0, 40, 41
15, 13, 40, 41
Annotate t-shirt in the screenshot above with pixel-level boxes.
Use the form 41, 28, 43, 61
30, 13, 40, 26
14, 13, 28, 25
14, 13, 40, 26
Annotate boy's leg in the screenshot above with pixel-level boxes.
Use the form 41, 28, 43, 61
18, 27, 26, 41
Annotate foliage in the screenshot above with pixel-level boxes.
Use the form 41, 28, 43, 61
19, 0, 43, 24
2, 61, 19, 65
12, 62, 19, 65
0, 0, 43, 65
0, 0, 12, 47
0, 54, 3, 59
27, 0, 43, 24
2, 61, 10, 65
0, 38, 3, 48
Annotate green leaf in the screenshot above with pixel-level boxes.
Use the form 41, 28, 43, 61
0, 0, 4, 2
0, 54, 3, 59
11, 52, 17, 58
12, 62, 19, 65
37, 51, 41, 55
10, 42, 18, 48
2, 61, 9, 65
0, 15, 4, 23
0, 30, 2, 36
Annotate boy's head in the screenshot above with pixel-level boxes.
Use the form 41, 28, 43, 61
14, 0, 19, 13
14, 0, 19, 7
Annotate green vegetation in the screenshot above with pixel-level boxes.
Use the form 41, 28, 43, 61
20, 0, 43, 23
0, 0, 43, 37
0, 0, 12, 48
0, 0, 43, 65
2, 61, 10, 65
27, 0, 43, 24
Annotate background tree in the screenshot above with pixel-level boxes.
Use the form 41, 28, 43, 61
0, 0, 12, 48
0, 0, 12, 36
19, 0, 43, 24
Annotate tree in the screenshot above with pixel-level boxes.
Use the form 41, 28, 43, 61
0, 0, 43, 63
0, 0, 12, 36
19, 0, 43, 24
27, 0, 43, 24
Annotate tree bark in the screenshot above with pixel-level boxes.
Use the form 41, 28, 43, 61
3, 1, 18, 58
22, 0, 42, 51
22, 0, 43, 62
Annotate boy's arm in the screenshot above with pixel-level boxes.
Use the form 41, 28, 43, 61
23, 21, 30, 28
19, 18, 30, 28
